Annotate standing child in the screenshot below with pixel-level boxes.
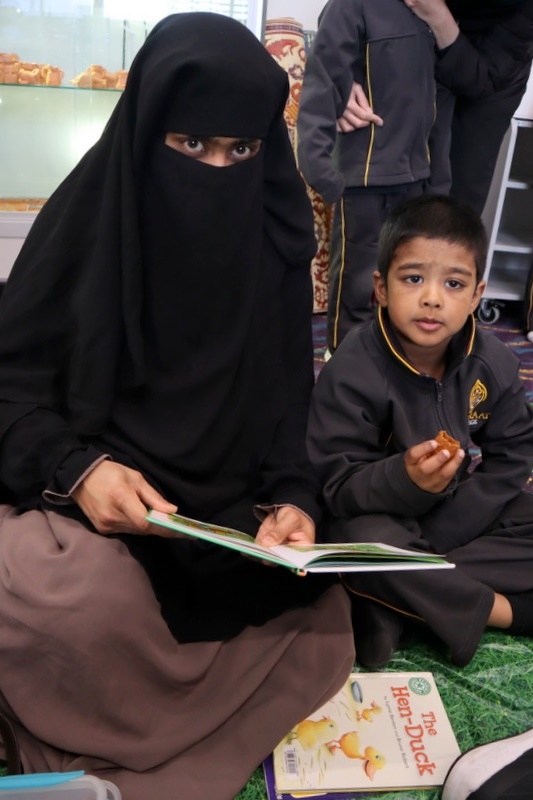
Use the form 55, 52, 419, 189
297, 0, 436, 352
307, 194, 533, 669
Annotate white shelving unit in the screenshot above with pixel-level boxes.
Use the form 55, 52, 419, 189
479, 115, 533, 323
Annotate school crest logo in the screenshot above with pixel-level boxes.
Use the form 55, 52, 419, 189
468, 379, 490, 424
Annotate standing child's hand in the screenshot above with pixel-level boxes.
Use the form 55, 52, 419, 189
405, 439, 464, 493
336, 82, 384, 133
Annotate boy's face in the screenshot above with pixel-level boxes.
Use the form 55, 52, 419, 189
373, 236, 485, 372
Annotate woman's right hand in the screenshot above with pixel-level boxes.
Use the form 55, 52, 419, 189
72, 460, 178, 536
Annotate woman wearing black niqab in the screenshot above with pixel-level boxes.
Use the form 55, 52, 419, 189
0, 13, 354, 800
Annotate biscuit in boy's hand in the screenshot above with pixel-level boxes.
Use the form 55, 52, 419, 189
435, 430, 460, 456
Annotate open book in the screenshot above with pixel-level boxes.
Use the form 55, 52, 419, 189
146, 510, 453, 575
270, 672, 460, 795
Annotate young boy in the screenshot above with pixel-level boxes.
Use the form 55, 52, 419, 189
307, 194, 533, 668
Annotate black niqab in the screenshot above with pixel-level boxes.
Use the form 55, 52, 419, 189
0, 13, 317, 520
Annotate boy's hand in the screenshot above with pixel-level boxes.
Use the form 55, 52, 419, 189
405, 439, 465, 494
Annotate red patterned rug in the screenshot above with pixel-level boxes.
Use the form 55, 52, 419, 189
264, 18, 331, 313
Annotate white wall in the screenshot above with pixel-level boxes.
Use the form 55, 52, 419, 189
515, 66, 533, 120
266, 0, 322, 29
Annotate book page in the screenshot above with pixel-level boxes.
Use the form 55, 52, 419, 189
146, 510, 299, 568
146, 511, 453, 572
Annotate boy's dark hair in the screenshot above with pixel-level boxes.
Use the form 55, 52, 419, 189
377, 194, 488, 283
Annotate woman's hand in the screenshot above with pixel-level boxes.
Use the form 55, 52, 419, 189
255, 506, 316, 547
405, 439, 464, 494
72, 460, 178, 536
336, 82, 384, 133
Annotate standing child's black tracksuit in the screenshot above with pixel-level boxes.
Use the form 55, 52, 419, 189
297, 0, 436, 350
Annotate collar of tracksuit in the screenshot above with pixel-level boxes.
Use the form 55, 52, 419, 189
376, 305, 477, 378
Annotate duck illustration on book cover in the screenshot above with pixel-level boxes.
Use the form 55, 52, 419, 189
272, 672, 460, 794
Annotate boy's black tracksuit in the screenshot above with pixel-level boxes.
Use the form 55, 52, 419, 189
307, 308, 533, 666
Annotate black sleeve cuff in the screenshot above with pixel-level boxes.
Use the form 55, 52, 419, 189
42, 446, 111, 504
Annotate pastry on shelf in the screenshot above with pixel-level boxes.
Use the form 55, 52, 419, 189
0, 53, 20, 83
115, 69, 128, 90
71, 64, 127, 90
0, 198, 47, 212
0, 62, 20, 83
41, 65, 64, 86
17, 62, 42, 85
0, 53, 64, 86
71, 64, 110, 89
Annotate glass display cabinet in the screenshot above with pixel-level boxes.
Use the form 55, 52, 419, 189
0, 0, 266, 277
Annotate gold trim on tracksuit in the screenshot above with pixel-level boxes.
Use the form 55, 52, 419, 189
332, 46, 374, 350
363, 43, 375, 188
377, 306, 476, 374
377, 306, 420, 375
340, 578, 425, 622
332, 197, 347, 351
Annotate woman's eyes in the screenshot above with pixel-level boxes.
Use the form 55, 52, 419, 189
164, 133, 262, 164
182, 138, 206, 155
232, 141, 261, 160
232, 143, 252, 159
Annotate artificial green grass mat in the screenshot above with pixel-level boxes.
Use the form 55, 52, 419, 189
236, 628, 533, 800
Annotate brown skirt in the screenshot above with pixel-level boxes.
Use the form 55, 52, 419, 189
0, 506, 354, 800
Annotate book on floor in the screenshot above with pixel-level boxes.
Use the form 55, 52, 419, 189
270, 672, 460, 795
263, 754, 368, 800
146, 510, 454, 576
